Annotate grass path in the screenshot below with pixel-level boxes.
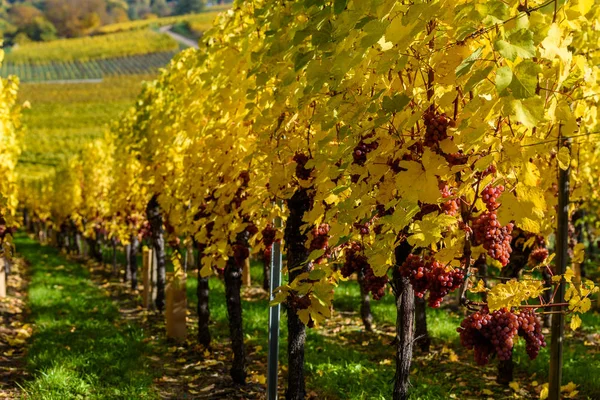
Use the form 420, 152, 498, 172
16, 233, 158, 399
13, 232, 600, 399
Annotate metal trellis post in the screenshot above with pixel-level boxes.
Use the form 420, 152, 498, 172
267, 204, 283, 400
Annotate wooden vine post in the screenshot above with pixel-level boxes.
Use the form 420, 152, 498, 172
548, 137, 571, 400
142, 247, 153, 309
0, 257, 6, 298
243, 257, 251, 286
166, 272, 187, 341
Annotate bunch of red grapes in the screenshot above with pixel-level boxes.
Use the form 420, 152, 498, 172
528, 235, 549, 265
352, 138, 379, 166
458, 307, 545, 365
398, 254, 464, 307
516, 308, 547, 358
481, 184, 504, 211
341, 242, 388, 300
423, 110, 454, 147
309, 223, 330, 263
529, 247, 549, 265
309, 223, 330, 251
440, 183, 459, 216
261, 224, 277, 266
472, 212, 513, 266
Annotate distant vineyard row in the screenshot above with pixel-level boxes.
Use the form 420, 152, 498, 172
5, 30, 178, 65
0, 52, 176, 82
96, 8, 227, 35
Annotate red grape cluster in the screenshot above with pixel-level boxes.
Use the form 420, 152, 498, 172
481, 164, 497, 177
444, 152, 469, 166
427, 266, 465, 307
309, 223, 330, 250
293, 152, 313, 180
398, 254, 464, 307
261, 224, 277, 266
472, 212, 513, 266
529, 247, 549, 265
352, 139, 379, 166
458, 307, 519, 365
398, 254, 430, 297
458, 307, 546, 365
481, 184, 504, 211
423, 110, 454, 147
516, 308, 546, 359
440, 183, 459, 216
341, 242, 388, 300
309, 223, 330, 263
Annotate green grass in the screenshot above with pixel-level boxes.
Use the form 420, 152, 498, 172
17, 236, 600, 399
17, 75, 155, 177
183, 261, 461, 399
182, 259, 600, 399
15, 233, 158, 399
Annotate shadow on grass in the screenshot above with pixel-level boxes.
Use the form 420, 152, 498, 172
16, 233, 157, 400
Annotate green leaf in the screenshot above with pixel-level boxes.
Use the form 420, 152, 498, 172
294, 51, 314, 71
511, 97, 544, 129
464, 65, 493, 92
496, 60, 539, 99
494, 29, 536, 61
495, 66, 512, 93
382, 93, 410, 114
333, 0, 348, 15
455, 47, 483, 78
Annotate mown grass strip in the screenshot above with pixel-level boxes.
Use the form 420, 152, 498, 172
16, 233, 158, 399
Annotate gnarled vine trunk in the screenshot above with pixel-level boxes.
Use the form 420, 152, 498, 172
196, 245, 211, 347
224, 231, 249, 384
129, 235, 139, 290
284, 188, 311, 400
358, 268, 373, 332
393, 242, 414, 400
146, 194, 166, 311
414, 296, 430, 352
124, 243, 132, 283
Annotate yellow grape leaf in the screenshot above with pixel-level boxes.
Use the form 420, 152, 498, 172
570, 315, 581, 331
469, 279, 488, 293
561, 382, 578, 398
487, 279, 547, 311
482, 389, 493, 395
572, 243, 585, 264
252, 374, 267, 385
497, 191, 541, 233
509, 381, 520, 392
408, 213, 457, 248
297, 309, 310, 325
539, 383, 549, 400
395, 161, 441, 204
557, 146, 571, 170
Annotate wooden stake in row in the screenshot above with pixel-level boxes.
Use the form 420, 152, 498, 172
142, 246, 187, 341
0, 258, 6, 298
